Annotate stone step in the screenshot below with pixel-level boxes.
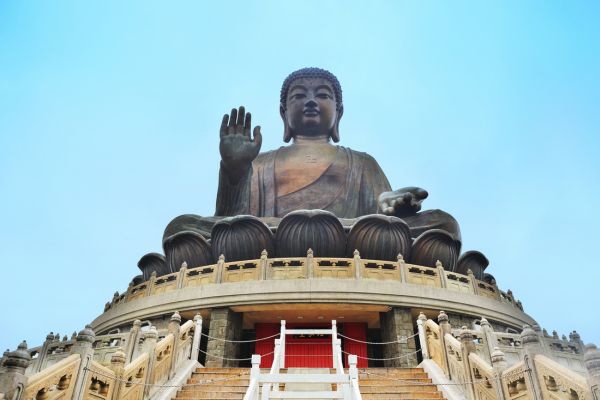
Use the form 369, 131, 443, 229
360, 385, 441, 393
186, 379, 250, 386
176, 367, 445, 400
361, 396, 443, 400
176, 392, 248, 399
180, 387, 248, 393
358, 379, 433, 385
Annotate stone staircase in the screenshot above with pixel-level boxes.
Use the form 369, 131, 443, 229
357, 368, 445, 399
175, 367, 445, 400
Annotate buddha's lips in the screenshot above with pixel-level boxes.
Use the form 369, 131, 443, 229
303, 110, 319, 116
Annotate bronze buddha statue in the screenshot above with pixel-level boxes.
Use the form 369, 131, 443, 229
216, 68, 459, 239
150, 68, 488, 279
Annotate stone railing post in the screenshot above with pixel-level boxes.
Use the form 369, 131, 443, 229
416, 313, 429, 360
520, 325, 543, 400
109, 350, 126, 400
147, 272, 157, 296
467, 269, 478, 294
398, 254, 407, 282
177, 262, 188, 289
436, 261, 447, 288
353, 249, 362, 279
216, 255, 225, 283
584, 344, 600, 399
438, 311, 452, 378
260, 250, 268, 280
570, 330, 585, 355
71, 325, 96, 400
141, 326, 158, 399
459, 327, 477, 400
33, 332, 55, 372
0, 341, 32, 400
479, 317, 495, 363
491, 347, 508, 400
307, 248, 314, 279
168, 312, 182, 378
125, 320, 142, 363
191, 314, 203, 362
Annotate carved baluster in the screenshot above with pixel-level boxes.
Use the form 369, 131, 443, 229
584, 344, 600, 399
0, 341, 32, 400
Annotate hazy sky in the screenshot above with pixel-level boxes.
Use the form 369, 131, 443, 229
1, 1, 599, 351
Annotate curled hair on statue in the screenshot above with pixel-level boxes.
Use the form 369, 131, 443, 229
280, 67, 343, 143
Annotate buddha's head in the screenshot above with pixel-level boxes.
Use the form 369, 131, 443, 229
280, 67, 343, 143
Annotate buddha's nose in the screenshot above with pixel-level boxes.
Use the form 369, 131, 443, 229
305, 99, 318, 108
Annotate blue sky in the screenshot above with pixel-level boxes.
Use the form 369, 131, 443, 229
1, 1, 599, 350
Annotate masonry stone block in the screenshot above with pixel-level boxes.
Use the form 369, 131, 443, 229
379, 307, 417, 367
205, 307, 243, 368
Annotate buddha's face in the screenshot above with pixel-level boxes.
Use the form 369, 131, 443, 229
281, 77, 340, 139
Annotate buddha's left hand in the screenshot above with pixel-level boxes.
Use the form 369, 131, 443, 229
378, 187, 428, 217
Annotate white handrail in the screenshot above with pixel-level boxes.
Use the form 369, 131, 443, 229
246, 320, 361, 400
243, 354, 261, 400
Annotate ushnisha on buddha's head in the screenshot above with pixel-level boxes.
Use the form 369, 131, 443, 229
280, 67, 344, 143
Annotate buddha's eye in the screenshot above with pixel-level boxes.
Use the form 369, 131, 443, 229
316, 93, 332, 99
290, 93, 306, 100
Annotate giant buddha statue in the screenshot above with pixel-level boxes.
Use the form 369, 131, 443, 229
149, 68, 490, 281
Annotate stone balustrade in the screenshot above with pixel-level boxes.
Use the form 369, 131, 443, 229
0, 312, 202, 400
419, 311, 598, 400
104, 251, 521, 313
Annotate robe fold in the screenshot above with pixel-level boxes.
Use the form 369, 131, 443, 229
216, 146, 391, 219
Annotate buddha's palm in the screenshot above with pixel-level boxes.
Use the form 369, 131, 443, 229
219, 106, 262, 180
379, 187, 428, 217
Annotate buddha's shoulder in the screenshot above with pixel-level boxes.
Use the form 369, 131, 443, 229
337, 146, 378, 164
254, 148, 283, 163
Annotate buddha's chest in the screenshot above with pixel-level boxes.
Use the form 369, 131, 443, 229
274, 146, 342, 197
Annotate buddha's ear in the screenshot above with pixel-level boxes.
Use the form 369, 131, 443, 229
281, 103, 292, 143
331, 104, 343, 143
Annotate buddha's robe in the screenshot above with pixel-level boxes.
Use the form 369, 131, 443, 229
216, 146, 390, 219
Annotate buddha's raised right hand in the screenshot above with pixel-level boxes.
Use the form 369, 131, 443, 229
219, 106, 262, 181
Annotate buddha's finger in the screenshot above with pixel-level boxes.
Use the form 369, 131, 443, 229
237, 106, 245, 126
415, 188, 428, 200
228, 108, 237, 127
228, 108, 237, 134
253, 126, 262, 149
220, 114, 229, 137
235, 106, 245, 134
244, 112, 252, 137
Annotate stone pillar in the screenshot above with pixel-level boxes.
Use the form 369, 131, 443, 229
125, 320, 142, 363
459, 327, 477, 400
0, 341, 32, 400
33, 332, 55, 372
570, 330, 585, 355
520, 325, 543, 400
71, 326, 96, 400
191, 314, 203, 362
438, 311, 453, 378
141, 326, 158, 399
205, 307, 243, 368
584, 344, 600, 400
109, 350, 126, 400
379, 307, 417, 367
168, 312, 182, 378
479, 317, 495, 362
490, 347, 508, 400
416, 313, 429, 360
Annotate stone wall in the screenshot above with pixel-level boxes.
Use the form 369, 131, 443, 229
379, 307, 417, 367
205, 308, 242, 368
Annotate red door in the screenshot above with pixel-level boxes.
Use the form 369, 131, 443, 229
285, 323, 332, 368
255, 323, 278, 368
341, 323, 368, 368
255, 323, 368, 368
